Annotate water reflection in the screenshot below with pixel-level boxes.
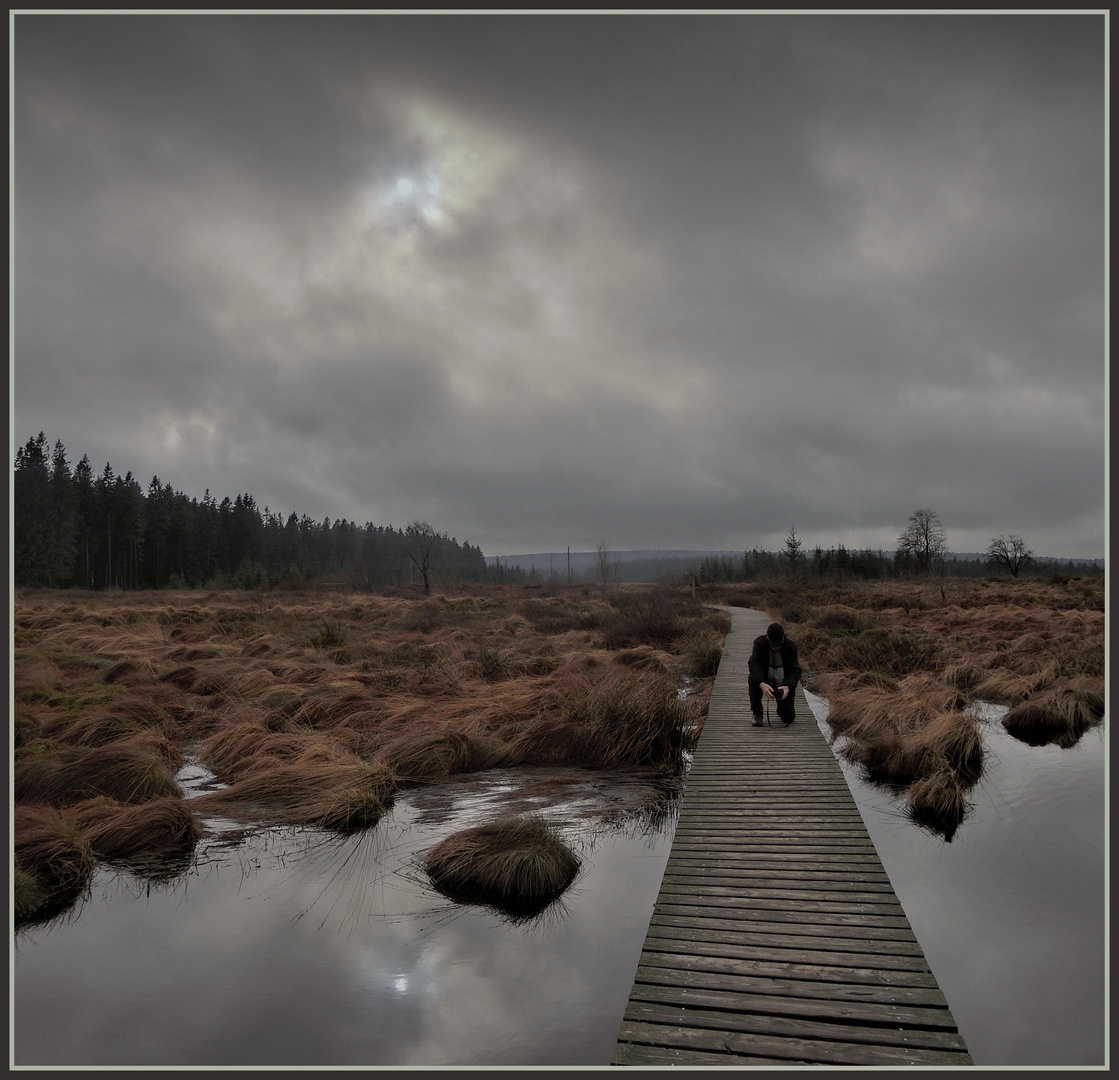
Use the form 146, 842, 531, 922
13, 768, 679, 1066
806, 690, 1105, 1067
14, 704, 1104, 1067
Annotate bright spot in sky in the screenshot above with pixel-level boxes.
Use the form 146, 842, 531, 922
393, 974, 409, 993
379, 171, 444, 224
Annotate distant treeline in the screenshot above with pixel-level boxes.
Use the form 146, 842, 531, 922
501, 548, 1103, 586
684, 548, 1102, 585
13, 433, 491, 591
15, 432, 1102, 593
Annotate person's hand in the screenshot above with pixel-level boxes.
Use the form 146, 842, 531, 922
761, 682, 775, 699
773, 685, 787, 700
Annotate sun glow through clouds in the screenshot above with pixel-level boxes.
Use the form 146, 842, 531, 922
380, 171, 445, 224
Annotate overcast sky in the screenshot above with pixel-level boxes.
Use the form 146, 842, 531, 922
12, 13, 1107, 559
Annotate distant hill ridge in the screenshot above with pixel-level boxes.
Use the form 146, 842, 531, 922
488, 549, 1103, 568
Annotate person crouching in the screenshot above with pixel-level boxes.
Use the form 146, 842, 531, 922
748, 622, 801, 726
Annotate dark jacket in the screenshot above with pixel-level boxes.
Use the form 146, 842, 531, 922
747, 634, 802, 693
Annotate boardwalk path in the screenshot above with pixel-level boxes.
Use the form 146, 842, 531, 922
612, 606, 973, 1067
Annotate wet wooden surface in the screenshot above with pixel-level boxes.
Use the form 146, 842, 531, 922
612, 606, 973, 1066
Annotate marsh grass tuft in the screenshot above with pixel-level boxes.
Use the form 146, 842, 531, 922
905, 771, 971, 842
1002, 683, 1104, 747
190, 755, 396, 833
377, 727, 510, 781
15, 739, 183, 806
423, 815, 581, 917
310, 620, 348, 649
72, 795, 203, 860
612, 646, 669, 674
472, 645, 511, 681
681, 633, 723, 679
14, 803, 95, 926
556, 671, 694, 771
601, 587, 692, 650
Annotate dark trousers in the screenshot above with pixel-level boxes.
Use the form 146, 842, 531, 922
749, 678, 796, 723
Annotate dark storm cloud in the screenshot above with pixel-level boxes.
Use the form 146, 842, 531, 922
15, 15, 396, 198
12, 12, 1106, 558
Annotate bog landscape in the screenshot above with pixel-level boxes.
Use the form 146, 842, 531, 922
14, 573, 1104, 930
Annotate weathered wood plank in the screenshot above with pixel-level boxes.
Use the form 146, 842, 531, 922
640, 929, 935, 971
652, 899, 913, 927
654, 884, 906, 910
648, 907, 920, 942
617, 1020, 972, 1067
636, 948, 942, 989
646, 917, 928, 956
660, 871, 897, 891
663, 857, 893, 880
624, 998, 969, 1052
614, 1042, 793, 1065
626, 981, 963, 1031
664, 846, 886, 862
630, 962, 952, 1007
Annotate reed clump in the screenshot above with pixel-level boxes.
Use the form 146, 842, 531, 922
1002, 682, 1105, 747
377, 727, 511, 782
189, 754, 397, 833
601, 587, 699, 650
72, 796, 203, 860
14, 803, 95, 926
905, 771, 971, 842
15, 738, 183, 806
681, 633, 723, 679
543, 670, 694, 771
423, 815, 581, 916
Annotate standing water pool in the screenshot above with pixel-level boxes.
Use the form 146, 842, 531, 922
805, 691, 1106, 1068
12, 701, 1106, 1067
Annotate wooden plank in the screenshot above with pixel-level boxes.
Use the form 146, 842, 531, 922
640, 929, 935, 972
663, 858, 893, 880
665, 843, 890, 860
635, 948, 941, 989
653, 888, 906, 916
649, 910, 921, 943
617, 1020, 972, 1067
646, 918, 928, 957
626, 981, 963, 1031
614, 1042, 793, 1065
612, 605, 973, 1066
630, 962, 952, 1007
652, 899, 913, 927
624, 999, 969, 1052
658, 881, 901, 903
660, 871, 897, 891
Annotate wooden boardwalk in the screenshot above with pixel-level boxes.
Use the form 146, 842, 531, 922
612, 606, 973, 1067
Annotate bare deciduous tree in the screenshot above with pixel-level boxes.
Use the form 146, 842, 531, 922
896, 508, 947, 576
593, 539, 618, 598
987, 534, 1034, 578
404, 520, 439, 594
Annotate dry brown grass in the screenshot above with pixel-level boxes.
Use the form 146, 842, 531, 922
423, 815, 581, 917
72, 796, 203, 860
905, 771, 972, 842
706, 576, 1104, 838
1001, 681, 1105, 747
15, 738, 184, 806
14, 803, 96, 926
190, 755, 397, 833
12, 584, 722, 909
